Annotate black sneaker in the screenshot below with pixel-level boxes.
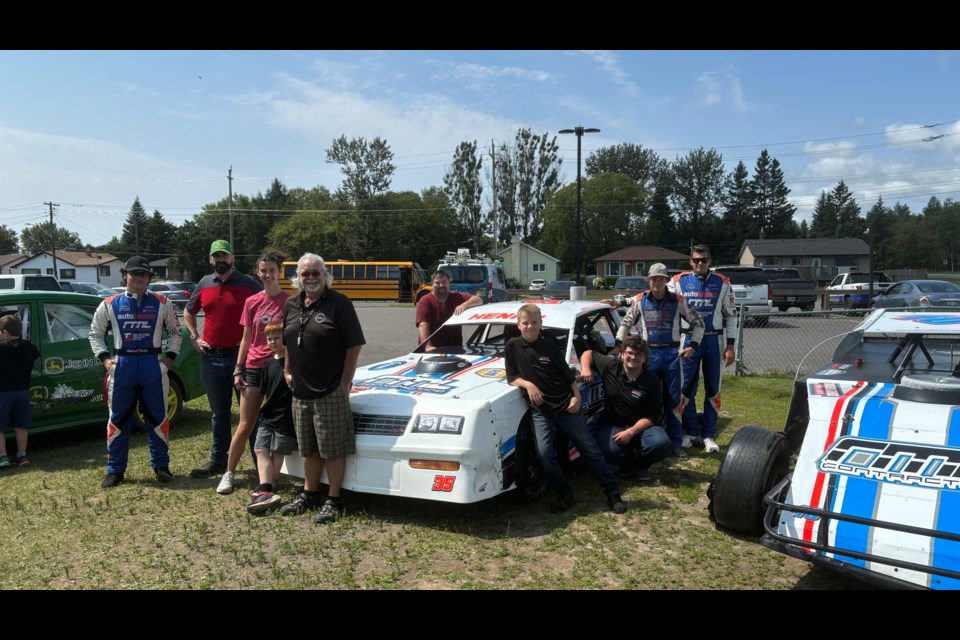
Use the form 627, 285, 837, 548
154, 467, 174, 484
313, 499, 344, 525
190, 460, 227, 479
549, 494, 576, 514
101, 472, 125, 488
670, 447, 687, 460
279, 492, 322, 516
607, 494, 628, 514
634, 467, 652, 482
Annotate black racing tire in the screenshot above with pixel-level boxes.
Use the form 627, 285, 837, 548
843, 295, 854, 310
134, 375, 185, 431
708, 425, 790, 536
508, 417, 548, 504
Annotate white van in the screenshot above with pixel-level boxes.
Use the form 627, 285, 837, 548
0, 274, 63, 291
437, 249, 509, 303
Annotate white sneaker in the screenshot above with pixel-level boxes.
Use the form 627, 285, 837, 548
682, 435, 700, 449
703, 438, 720, 453
216, 471, 235, 495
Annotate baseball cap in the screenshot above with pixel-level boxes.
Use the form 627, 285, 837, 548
120, 256, 155, 275
645, 263, 670, 280
209, 239, 233, 255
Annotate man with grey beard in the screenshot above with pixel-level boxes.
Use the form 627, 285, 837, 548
280, 253, 365, 525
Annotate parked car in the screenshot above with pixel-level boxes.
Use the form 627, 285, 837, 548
708, 309, 960, 589
872, 280, 960, 308
281, 299, 621, 504
612, 276, 649, 305
529, 279, 547, 291
826, 271, 893, 309
542, 280, 578, 300
763, 267, 819, 312
67, 282, 114, 298
437, 251, 510, 303
0, 290, 204, 437
147, 281, 196, 307
0, 274, 62, 291
711, 265, 773, 326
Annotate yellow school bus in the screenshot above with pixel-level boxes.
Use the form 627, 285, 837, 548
281, 261, 432, 304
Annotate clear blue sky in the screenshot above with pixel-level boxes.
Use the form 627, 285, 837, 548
2, 50, 958, 249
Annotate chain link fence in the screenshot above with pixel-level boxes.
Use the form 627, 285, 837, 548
731, 306, 870, 378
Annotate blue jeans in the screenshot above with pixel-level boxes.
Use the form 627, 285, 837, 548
200, 352, 239, 465
530, 409, 620, 500
595, 422, 671, 470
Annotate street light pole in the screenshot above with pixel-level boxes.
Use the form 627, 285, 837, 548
559, 126, 600, 283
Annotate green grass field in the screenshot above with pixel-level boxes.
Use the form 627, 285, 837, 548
0, 376, 866, 590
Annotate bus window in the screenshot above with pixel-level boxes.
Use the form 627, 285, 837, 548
343, 265, 354, 279
331, 264, 342, 279
377, 265, 388, 279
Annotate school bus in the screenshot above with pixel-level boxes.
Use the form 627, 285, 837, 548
281, 261, 432, 303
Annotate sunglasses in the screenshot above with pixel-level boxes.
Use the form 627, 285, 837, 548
691, 258, 710, 264
299, 270, 324, 278
127, 271, 150, 277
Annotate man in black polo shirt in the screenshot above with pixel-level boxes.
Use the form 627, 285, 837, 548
579, 335, 671, 480
280, 253, 365, 525
505, 303, 626, 514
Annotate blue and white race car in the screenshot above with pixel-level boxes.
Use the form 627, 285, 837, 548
709, 309, 960, 589
282, 300, 620, 504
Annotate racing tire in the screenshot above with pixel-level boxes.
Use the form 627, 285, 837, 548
843, 295, 853, 310
508, 418, 548, 504
708, 425, 790, 536
134, 376, 185, 432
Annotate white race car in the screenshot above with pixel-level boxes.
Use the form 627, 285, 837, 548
709, 309, 960, 589
282, 300, 620, 504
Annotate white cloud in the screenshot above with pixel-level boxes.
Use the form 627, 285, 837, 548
581, 50, 639, 97
693, 66, 754, 113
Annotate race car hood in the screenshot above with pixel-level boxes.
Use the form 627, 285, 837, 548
351, 353, 514, 408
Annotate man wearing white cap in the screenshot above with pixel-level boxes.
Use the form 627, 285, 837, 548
611, 263, 704, 456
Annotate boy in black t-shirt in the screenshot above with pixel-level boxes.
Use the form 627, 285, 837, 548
0, 314, 40, 468
247, 321, 297, 515
504, 304, 626, 514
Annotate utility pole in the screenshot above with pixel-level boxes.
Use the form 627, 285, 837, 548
227, 166, 234, 250
490, 139, 497, 255
44, 201, 59, 278
558, 126, 600, 283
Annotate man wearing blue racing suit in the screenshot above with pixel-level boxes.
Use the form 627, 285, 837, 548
89, 256, 182, 488
614, 263, 705, 456
669, 244, 737, 454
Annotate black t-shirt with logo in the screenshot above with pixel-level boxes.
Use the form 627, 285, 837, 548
592, 352, 661, 427
256, 356, 295, 437
504, 335, 574, 415
283, 289, 366, 399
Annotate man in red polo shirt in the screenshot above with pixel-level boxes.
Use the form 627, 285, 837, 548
183, 240, 263, 478
415, 271, 482, 350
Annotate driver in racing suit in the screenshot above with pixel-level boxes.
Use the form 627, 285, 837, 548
669, 244, 737, 454
89, 256, 182, 488
614, 263, 705, 455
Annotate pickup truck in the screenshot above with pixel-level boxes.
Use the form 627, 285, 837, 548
763, 268, 818, 311
826, 271, 893, 309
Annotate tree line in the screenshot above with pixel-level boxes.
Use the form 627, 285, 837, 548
3, 134, 957, 279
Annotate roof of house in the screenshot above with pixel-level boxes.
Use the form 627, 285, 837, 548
496, 240, 560, 262
593, 246, 690, 262
0, 253, 29, 268
741, 238, 869, 257
22, 251, 121, 266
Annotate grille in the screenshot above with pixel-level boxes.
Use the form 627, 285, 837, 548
353, 413, 409, 436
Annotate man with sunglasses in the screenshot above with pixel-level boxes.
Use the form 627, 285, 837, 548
280, 253, 365, 525
183, 240, 263, 479
89, 256, 182, 487
669, 245, 737, 454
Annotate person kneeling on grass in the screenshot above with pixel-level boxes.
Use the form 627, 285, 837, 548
246, 321, 298, 515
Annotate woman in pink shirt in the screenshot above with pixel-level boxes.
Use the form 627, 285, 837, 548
216, 253, 290, 495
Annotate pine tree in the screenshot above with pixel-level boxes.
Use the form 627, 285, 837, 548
121, 197, 150, 255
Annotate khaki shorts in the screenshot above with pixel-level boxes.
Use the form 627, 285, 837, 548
292, 387, 355, 458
